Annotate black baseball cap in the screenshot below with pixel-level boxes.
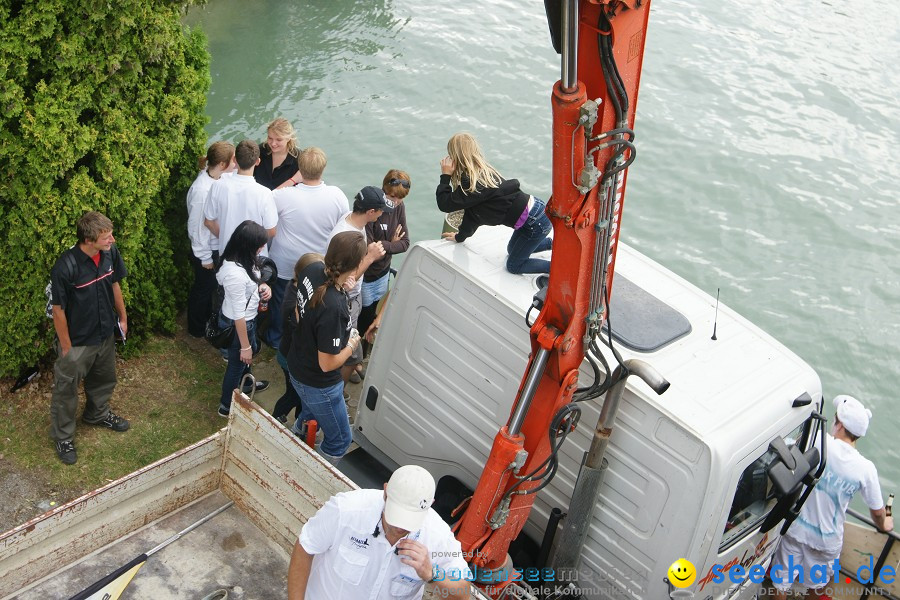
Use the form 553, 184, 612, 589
354, 186, 395, 213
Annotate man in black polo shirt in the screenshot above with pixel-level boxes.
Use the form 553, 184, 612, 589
49, 211, 130, 465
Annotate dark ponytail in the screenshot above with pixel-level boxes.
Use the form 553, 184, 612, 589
309, 231, 366, 309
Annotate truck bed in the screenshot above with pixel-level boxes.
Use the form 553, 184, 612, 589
0, 394, 356, 600
12, 491, 285, 599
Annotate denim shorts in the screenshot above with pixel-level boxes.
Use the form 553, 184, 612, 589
361, 272, 390, 308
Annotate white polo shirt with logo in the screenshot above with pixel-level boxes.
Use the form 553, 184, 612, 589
299, 488, 469, 600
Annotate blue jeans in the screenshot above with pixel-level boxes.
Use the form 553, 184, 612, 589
290, 376, 351, 460
506, 197, 552, 274
361, 272, 390, 308
219, 318, 258, 412
265, 277, 289, 349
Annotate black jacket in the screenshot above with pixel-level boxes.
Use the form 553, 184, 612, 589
364, 201, 410, 281
435, 174, 529, 242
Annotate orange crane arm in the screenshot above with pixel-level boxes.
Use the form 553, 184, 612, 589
452, 0, 654, 592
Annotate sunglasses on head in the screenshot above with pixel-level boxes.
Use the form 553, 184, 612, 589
389, 178, 410, 189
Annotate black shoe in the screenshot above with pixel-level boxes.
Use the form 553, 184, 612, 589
84, 411, 130, 432
56, 440, 77, 465
217, 406, 230, 418
242, 380, 269, 394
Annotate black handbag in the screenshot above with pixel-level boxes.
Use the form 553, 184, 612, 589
204, 314, 234, 349
205, 285, 251, 349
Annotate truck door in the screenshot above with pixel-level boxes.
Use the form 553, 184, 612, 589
695, 415, 819, 598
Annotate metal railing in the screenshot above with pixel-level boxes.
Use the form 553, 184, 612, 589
843, 507, 898, 600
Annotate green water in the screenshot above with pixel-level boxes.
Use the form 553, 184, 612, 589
185, 0, 900, 491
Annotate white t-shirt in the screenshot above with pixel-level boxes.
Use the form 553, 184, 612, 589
204, 174, 277, 256
786, 434, 883, 555
328, 213, 366, 298
270, 182, 349, 280
216, 260, 260, 320
187, 170, 218, 263
299, 489, 469, 600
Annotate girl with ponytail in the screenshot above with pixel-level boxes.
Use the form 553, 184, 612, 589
186, 141, 235, 336
287, 231, 366, 464
271, 252, 324, 425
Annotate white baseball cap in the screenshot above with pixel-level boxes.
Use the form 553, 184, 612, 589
833, 394, 872, 437
384, 465, 435, 532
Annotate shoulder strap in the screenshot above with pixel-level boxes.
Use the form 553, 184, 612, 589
46, 249, 79, 318
63, 250, 78, 281
212, 284, 225, 313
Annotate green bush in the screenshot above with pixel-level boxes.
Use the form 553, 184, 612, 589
0, 1, 210, 376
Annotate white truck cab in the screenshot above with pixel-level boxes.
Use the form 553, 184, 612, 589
352, 226, 823, 599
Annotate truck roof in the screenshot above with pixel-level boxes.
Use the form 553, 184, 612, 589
422, 226, 821, 447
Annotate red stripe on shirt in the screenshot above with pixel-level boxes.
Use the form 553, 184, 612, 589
74, 269, 114, 289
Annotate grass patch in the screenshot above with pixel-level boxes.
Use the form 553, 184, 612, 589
0, 331, 229, 514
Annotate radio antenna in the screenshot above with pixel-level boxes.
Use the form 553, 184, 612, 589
711, 288, 720, 341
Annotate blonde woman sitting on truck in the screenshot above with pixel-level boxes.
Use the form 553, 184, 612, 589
437, 131, 552, 274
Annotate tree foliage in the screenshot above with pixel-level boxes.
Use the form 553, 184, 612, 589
0, 0, 210, 375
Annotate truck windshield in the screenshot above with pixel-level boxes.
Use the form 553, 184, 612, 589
720, 422, 808, 551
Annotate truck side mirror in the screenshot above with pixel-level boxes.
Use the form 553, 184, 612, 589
767, 438, 808, 494
760, 447, 820, 534
760, 406, 827, 534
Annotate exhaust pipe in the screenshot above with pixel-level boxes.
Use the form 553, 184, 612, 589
552, 359, 669, 572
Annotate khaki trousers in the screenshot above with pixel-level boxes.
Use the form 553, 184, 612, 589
50, 335, 117, 442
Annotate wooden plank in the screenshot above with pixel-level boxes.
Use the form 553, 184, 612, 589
0, 433, 223, 597
222, 394, 356, 553
838, 521, 899, 597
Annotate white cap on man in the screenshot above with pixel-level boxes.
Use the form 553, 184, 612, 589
833, 394, 872, 437
384, 465, 435, 532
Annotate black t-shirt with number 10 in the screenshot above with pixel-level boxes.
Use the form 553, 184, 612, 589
288, 262, 350, 388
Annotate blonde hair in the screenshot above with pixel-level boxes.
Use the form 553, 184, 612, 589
382, 169, 411, 200
265, 117, 299, 158
298, 147, 327, 180
447, 132, 502, 194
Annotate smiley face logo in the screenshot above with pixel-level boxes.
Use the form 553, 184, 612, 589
667, 558, 696, 588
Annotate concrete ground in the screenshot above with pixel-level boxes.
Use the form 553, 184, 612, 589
13, 491, 286, 600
